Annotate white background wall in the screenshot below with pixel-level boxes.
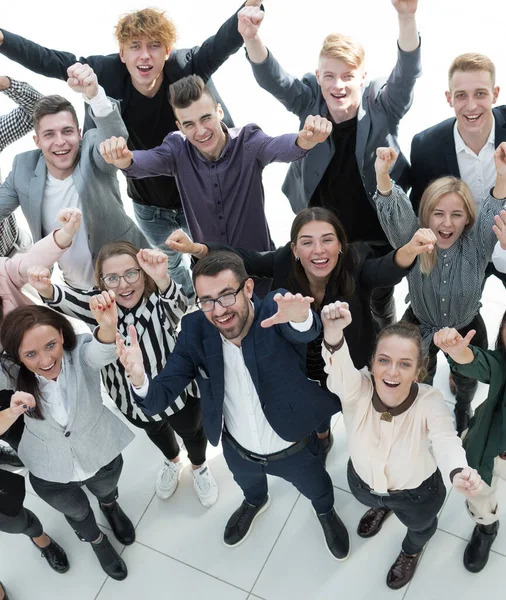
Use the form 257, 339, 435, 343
1, 0, 505, 243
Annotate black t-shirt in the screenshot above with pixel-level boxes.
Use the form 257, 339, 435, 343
310, 117, 387, 245
122, 80, 181, 209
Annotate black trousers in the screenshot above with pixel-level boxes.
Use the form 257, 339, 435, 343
30, 455, 123, 543
0, 389, 23, 451
125, 395, 207, 466
347, 460, 446, 554
222, 432, 335, 514
402, 308, 488, 409
370, 285, 396, 330
0, 507, 43, 538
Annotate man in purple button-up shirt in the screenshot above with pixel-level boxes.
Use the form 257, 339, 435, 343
100, 75, 332, 252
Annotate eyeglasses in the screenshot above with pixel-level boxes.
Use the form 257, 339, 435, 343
196, 281, 246, 313
100, 268, 142, 288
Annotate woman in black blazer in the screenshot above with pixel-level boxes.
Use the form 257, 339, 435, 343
167, 207, 434, 453
0, 402, 69, 600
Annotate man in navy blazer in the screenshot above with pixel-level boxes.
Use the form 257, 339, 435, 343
410, 53, 506, 212
118, 251, 349, 560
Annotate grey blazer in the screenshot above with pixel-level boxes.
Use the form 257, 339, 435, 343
0, 101, 150, 264
249, 43, 422, 213
0, 333, 135, 483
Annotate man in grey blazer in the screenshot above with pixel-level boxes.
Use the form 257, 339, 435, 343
238, 0, 421, 328
0, 63, 150, 290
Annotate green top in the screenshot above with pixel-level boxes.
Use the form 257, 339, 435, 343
448, 346, 506, 485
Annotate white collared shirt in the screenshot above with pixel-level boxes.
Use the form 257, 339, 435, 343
36, 359, 96, 482
220, 308, 313, 454
454, 121, 496, 209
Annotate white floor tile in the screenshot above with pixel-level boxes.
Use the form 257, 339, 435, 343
404, 530, 506, 600
134, 450, 300, 591
252, 488, 410, 600
0, 492, 124, 599
96, 543, 249, 600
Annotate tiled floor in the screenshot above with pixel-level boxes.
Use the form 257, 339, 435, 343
1, 276, 505, 600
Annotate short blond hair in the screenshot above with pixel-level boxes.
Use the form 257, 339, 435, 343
115, 8, 177, 50
319, 33, 365, 69
448, 53, 496, 88
418, 177, 476, 275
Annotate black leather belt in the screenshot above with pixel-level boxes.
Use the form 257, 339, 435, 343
222, 429, 309, 465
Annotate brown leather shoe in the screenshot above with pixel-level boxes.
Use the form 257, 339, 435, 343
386, 550, 422, 590
357, 507, 393, 538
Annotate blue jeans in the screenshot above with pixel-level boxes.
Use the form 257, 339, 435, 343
133, 203, 194, 300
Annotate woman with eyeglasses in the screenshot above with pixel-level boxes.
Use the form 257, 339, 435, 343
27, 242, 218, 508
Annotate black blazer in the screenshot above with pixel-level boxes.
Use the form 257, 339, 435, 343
0, 3, 250, 131
207, 242, 409, 370
410, 106, 506, 212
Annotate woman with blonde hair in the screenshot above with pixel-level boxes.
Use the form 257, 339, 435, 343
373, 143, 506, 434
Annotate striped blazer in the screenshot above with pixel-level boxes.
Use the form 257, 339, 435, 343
45, 279, 198, 424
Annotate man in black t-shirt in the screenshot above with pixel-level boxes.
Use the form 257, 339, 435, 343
0, 2, 261, 300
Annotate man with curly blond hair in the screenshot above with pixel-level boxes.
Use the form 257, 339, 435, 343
0, 1, 262, 299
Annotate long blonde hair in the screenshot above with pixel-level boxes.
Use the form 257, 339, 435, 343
418, 177, 476, 275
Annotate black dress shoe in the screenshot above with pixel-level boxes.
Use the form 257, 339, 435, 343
223, 495, 270, 547
100, 501, 135, 545
464, 521, 499, 573
91, 534, 128, 580
357, 507, 393, 538
0, 445, 23, 467
455, 406, 473, 437
0, 581, 10, 600
386, 550, 422, 589
31, 537, 69, 573
315, 508, 350, 561
319, 432, 334, 466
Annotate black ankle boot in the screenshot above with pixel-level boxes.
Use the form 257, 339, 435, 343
100, 501, 135, 545
91, 534, 128, 580
464, 521, 499, 573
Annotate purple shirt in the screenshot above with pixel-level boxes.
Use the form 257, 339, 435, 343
123, 124, 308, 250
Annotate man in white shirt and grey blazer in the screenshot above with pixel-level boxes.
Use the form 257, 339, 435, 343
0, 63, 149, 290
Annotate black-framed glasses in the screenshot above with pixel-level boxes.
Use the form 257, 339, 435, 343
196, 280, 246, 313
100, 268, 142, 288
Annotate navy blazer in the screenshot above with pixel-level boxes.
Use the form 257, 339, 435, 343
134, 291, 341, 446
410, 106, 506, 212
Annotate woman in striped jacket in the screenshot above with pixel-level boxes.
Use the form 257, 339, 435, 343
27, 241, 218, 507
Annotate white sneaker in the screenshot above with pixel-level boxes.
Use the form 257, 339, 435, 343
192, 464, 219, 508
155, 460, 182, 499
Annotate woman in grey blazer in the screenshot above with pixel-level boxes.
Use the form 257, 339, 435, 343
0, 297, 135, 581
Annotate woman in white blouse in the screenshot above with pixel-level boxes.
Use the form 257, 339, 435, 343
321, 301, 482, 590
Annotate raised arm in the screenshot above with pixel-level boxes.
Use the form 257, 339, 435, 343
0, 29, 80, 80
259, 292, 319, 345
373, 147, 420, 247
5, 208, 81, 289
434, 327, 506, 386
136, 248, 189, 329
100, 134, 178, 179
0, 77, 42, 151
375, 0, 421, 121
165, 229, 280, 279
239, 7, 315, 117
0, 392, 36, 435
175, 2, 262, 82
